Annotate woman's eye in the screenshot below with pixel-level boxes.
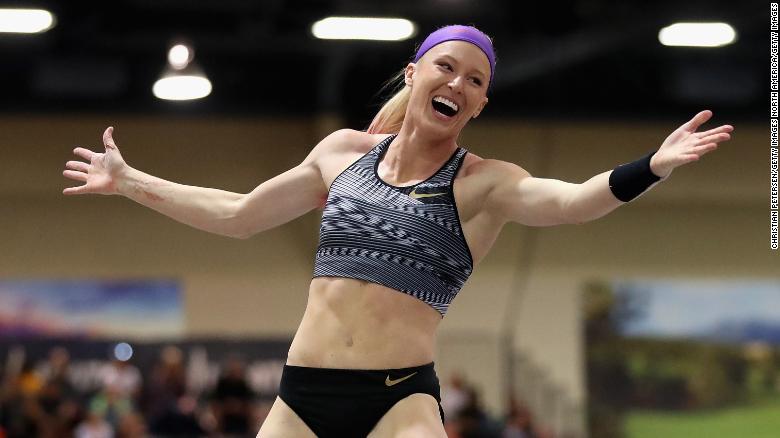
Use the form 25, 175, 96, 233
439, 63, 453, 71
471, 78, 483, 86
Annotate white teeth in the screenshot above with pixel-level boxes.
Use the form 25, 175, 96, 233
433, 96, 459, 112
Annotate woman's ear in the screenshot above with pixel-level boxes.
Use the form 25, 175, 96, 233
404, 63, 416, 87
473, 97, 489, 118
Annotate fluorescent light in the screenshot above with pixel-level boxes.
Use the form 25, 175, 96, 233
153, 76, 212, 101
658, 22, 737, 47
0, 8, 55, 33
312, 17, 415, 41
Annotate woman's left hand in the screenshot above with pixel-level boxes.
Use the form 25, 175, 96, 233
649, 110, 734, 178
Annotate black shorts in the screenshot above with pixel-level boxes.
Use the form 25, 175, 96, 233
277, 361, 445, 438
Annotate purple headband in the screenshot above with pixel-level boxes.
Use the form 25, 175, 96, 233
413, 25, 496, 88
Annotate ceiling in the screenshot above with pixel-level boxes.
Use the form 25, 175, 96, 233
0, 0, 765, 126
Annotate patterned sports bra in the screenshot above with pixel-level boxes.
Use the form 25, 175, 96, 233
312, 134, 474, 317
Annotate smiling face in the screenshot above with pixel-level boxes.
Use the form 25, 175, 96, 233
404, 40, 491, 138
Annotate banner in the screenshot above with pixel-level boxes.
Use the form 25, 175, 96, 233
0, 279, 183, 339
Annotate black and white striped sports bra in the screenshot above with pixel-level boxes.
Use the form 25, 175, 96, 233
313, 134, 474, 317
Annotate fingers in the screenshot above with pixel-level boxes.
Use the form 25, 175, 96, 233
678, 127, 728, 167
65, 151, 91, 196
697, 124, 734, 137
676, 141, 718, 167
682, 110, 713, 133
103, 126, 117, 150
73, 147, 96, 161
697, 132, 731, 145
63, 185, 89, 196
64, 127, 115, 196
692, 143, 718, 155
65, 160, 89, 172
63, 169, 87, 182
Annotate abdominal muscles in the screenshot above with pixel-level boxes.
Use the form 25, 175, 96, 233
286, 277, 441, 369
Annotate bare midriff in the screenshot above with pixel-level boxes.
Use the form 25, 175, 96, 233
286, 276, 442, 370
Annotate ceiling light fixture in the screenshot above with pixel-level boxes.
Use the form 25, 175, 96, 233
311, 17, 416, 41
153, 41, 212, 101
658, 22, 737, 48
0, 8, 55, 33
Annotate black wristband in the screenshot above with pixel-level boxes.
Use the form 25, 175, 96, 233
608, 150, 662, 202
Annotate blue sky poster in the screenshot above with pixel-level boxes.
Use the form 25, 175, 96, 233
0, 279, 183, 339
615, 279, 780, 344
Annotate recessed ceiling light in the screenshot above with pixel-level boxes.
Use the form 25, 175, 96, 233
311, 17, 416, 41
658, 22, 737, 48
0, 8, 55, 33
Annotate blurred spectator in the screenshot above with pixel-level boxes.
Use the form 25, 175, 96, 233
101, 359, 142, 402
116, 412, 147, 438
143, 345, 187, 421
0, 361, 44, 438
149, 394, 206, 437
442, 375, 506, 438
39, 347, 76, 397
52, 399, 83, 438
88, 385, 133, 432
211, 356, 253, 437
29, 347, 82, 437
37, 379, 67, 437
74, 407, 113, 438
442, 372, 470, 419
502, 397, 535, 438
456, 386, 503, 438
17, 361, 43, 398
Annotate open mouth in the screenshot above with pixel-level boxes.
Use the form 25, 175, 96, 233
431, 95, 459, 118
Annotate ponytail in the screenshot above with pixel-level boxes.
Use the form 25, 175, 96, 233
366, 69, 410, 134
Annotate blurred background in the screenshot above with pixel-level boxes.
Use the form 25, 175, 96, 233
0, 1, 774, 437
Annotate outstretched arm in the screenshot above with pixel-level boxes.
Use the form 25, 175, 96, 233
486, 110, 734, 226
63, 127, 342, 238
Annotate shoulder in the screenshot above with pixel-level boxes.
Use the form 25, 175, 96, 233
311, 129, 388, 158
459, 152, 531, 186
308, 130, 392, 188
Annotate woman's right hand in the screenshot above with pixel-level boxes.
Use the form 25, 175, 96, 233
63, 126, 128, 195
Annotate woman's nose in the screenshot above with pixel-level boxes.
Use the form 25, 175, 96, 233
448, 76, 465, 93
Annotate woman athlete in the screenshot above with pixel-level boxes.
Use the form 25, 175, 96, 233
63, 25, 733, 438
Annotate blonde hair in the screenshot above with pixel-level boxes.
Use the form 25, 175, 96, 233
367, 69, 410, 134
